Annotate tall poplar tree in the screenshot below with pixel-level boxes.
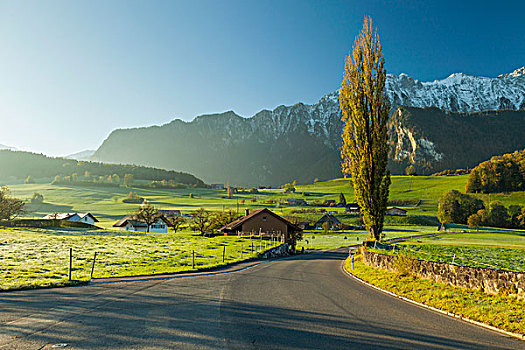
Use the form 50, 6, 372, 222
340, 17, 391, 241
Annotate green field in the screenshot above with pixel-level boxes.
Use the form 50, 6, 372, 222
0, 227, 278, 291
7, 175, 524, 229
1, 176, 524, 291
368, 231, 525, 271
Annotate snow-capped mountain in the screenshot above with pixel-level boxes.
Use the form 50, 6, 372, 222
386, 67, 525, 113
93, 67, 525, 185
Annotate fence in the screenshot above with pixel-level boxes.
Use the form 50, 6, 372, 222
0, 234, 282, 291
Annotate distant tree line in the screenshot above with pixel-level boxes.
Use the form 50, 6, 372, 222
0, 150, 205, 186
438, 189, 525, 229
466, 149, 525, 193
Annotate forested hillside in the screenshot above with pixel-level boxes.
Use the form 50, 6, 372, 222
466, 149, 525, 193
0, 150, 205, 186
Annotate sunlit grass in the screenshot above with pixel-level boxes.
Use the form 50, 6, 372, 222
345, 256, 525, 335
0, 227, 278, 291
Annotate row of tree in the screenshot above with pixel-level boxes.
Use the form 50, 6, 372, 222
437, 189, 525, 229
0, 150, 205, 186
466, 149, 525, 193
134, 204, 240, 235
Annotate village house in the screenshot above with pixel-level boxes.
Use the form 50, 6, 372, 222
157, 209, 182, 217
385, 207, 408, 216
218, 208, 302, 245
345, 202, 360, 213
286, 198, 306, 206
315, 213, 341, 230
113, 215, 169, 233
43, 212, 99, 226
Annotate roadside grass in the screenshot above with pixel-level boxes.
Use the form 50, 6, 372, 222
0, 227, 278, 291
345, 256, 525, 336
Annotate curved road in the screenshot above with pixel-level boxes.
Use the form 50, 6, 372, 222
0, 251, 523, 349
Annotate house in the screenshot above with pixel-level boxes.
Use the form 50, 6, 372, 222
345, 203, 360, 213
315, 213, 341, 229
296, 222, 312, 230
43, 212, 99, 226
385, 207, 407, 216
218, 208, 302, 245
210, 184, 225, 190
157, 209, 182, 217
113, 215, 169, 233
286, 198, 306, 206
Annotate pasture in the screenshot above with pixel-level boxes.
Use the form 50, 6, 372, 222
0, 227, 277, 291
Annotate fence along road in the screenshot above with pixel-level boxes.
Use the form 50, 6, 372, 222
0, 250, 523, 349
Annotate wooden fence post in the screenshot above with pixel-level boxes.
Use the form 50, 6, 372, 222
192, 250, 195, 269
90, 252, 97, 279
241, 244, 243, 259
223, 246, 225, 263
68, 248, 72, 281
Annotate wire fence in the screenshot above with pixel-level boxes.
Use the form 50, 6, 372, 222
0, 233, 282, 291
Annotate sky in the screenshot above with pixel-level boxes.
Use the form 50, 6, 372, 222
0, 0, 523, 156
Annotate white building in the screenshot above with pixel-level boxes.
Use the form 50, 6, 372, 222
113, 215, 169, 233
43, 212, 99, 226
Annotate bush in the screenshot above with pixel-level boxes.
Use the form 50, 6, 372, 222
393, 249, 415, 277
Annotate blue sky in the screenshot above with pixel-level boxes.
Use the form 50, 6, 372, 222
0, 0, 523, 156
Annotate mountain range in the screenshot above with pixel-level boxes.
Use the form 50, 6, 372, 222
92, 67, 525, 186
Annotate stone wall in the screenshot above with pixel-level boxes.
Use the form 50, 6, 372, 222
259, 244, 289, 259
362, 250, 525, 300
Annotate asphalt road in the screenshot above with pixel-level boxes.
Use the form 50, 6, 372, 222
0, 251, 523, 349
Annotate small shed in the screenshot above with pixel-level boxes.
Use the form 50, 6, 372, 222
345, 203, 360, 213
385, 207, 407, 216
287, 198, 306, 205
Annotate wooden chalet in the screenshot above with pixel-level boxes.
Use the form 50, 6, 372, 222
315, 213, 341, 229
385, 207, 407, 216
218, 208, 302, 244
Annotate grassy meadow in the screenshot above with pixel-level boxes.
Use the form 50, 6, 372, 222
0, 227, 278, 291
0, 175, 524, 290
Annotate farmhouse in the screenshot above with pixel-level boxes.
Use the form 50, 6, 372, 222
385, 207, 407, 216
287, 198, 306, 205
345, 202, 360, 213
218, 208, 302, 244
157, 209, 181, 217
113, 215, 169, 233
43, 212, 99, 226
315, 213, 341, 229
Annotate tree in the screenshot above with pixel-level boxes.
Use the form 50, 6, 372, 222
487, 202, 509, 228
0, 186, 26, 221
322, 221, 330, 234
227, 180, 233, 199
25, 175, 35, 184
165, 216, 185, 232
209, 210, 239, 232
123, 174, 134, 187
437, 190, 484, 224
405, 165, 417, 176
467, 213, 481, 231
340, 16, 391, 241
135, 203, 159, 233
30, 192, 44, 204
190, 208, 212, 235
339, 192, 347, 206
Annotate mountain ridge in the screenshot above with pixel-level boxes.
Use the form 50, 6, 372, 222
93, 67, 525, 185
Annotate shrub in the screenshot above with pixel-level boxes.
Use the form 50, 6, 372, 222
393, 249, 415, 277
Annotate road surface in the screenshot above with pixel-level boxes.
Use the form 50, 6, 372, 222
0, 250, 522, 349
